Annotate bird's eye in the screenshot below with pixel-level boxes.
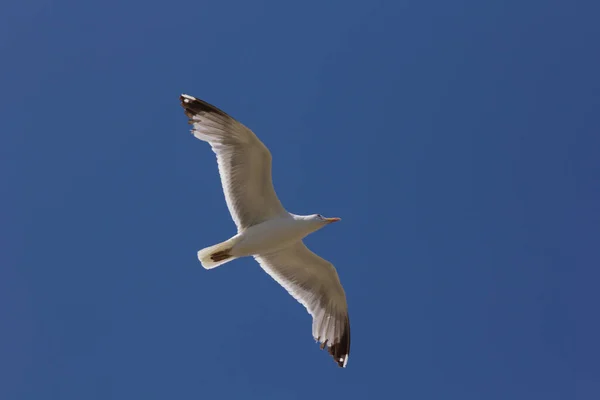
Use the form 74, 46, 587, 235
316, 214, 323, 219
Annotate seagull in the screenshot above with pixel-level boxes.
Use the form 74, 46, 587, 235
180, 94, 351, 368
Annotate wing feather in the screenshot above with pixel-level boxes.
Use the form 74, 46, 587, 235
254, 242, 351, 367
180, 94, 287, 230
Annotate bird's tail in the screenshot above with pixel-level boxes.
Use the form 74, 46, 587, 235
197, 238, 239, 269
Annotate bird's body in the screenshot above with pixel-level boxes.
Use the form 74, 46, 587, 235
180, 94, 350, 367
227, 215, 324, 257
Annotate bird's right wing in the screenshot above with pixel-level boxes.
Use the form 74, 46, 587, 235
180, 94, 288, 231
254, 241, 351, 367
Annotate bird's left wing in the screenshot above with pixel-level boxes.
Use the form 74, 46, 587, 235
254, 242, 351, 367
180, 94, 288, 231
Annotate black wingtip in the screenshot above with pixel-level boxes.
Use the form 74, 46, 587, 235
327, 317, 351, 368
179, 94, 231, 120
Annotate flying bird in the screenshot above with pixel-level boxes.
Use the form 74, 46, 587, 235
180, 94, 351, 368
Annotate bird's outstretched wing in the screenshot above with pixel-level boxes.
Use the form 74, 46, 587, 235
180, 94, 288, 231
254, 242, 351, 367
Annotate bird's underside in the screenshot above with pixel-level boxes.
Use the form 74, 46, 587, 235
180, 93, 351, 368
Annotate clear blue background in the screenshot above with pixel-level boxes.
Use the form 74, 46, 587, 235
2, 1, 599, 399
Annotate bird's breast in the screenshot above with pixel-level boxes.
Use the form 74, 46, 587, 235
232, 218, 309, 256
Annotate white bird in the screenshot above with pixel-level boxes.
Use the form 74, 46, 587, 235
180, 94, 351, 368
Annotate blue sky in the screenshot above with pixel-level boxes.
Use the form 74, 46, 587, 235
2, 0, 599, 398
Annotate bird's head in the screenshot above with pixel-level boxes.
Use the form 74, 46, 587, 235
293, 213, 341, 233
311, 214, 341, 225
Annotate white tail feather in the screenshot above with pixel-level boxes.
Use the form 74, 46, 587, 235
197, 238, 239, 269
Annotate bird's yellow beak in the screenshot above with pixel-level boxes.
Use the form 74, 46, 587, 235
325, 217, 341, 223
